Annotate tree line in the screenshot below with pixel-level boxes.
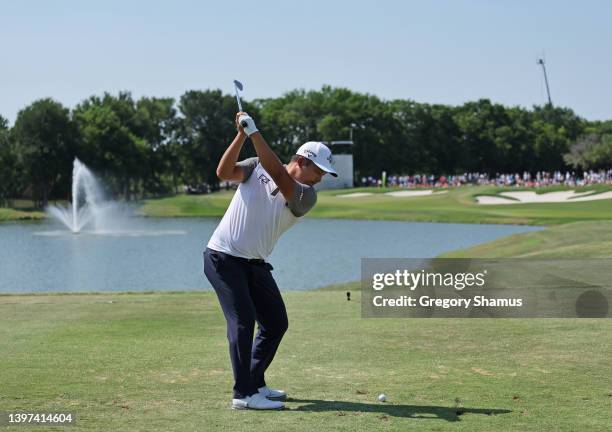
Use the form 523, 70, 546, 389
0, 86, 610, 207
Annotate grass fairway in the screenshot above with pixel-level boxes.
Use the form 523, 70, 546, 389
4, 184, 612, 225
441, 220, 612, 258
139, 185, 612, 225
0, 208, 44, 222
1, 291, 610, 431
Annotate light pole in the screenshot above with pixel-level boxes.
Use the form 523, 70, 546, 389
537, 58, 553, 106
349, 123, 366, 186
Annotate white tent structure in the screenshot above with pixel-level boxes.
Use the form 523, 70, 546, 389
316, 140, 354, 190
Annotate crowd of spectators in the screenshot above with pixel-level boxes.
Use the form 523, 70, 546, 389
359, 169, 612, 188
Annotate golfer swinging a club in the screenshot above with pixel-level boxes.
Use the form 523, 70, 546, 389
204, 111, 337, 410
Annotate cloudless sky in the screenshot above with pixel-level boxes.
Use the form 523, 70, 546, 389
1, 0, 611, 124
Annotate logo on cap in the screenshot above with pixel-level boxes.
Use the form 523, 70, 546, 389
304, 150, 317, 158
326, 154, 334, 164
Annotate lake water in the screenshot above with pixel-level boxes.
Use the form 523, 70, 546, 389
0, 218, 540, 293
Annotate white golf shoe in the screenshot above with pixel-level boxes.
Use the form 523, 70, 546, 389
231, 392, 285, 410
258, 385, 288, 401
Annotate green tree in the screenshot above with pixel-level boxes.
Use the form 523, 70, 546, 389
453, 99, 515, 173
394, 102, 463, 175
0, 115, 23, 206
134, 97, 179, 194
12, 99, 77, 207
3, 86, 603, 203
258, 86, 393, 177
256, 88, 324, 162
177, 90, 247, 190
564, 133, 612, 170
73, 92, 147, 199
530, 105, 585, 171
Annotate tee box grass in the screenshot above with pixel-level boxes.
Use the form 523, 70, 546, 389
1, 291, 610, 431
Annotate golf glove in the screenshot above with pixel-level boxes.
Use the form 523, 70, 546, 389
238, 114, 258, 136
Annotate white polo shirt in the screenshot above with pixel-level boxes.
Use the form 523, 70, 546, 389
207, 158, 317, 259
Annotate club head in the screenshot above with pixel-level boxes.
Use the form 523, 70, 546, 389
233, 80, 243, 91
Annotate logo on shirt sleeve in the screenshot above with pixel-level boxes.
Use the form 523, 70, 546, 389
258, 174, 270, 184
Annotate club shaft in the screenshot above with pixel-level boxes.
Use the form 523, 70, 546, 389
234, 86, 243, 111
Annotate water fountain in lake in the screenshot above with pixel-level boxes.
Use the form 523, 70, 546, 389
47, 158, 120, 233
44, 158, 185, 237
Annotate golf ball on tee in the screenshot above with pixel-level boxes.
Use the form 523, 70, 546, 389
378, 393, 387, 402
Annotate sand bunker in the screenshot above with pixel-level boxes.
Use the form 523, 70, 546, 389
336, 192, 374, 198
336, 190, 447, 198
476, 190, 612, 205
384, 190, 447, 197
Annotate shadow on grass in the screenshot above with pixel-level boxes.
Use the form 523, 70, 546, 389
288, 398, 511, 422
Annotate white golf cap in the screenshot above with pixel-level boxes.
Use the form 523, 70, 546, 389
296, 141, 338, 177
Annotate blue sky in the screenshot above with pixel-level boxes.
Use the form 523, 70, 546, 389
1, 0, 610, 124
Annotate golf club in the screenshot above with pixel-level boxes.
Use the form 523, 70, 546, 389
233, 80, 249, 128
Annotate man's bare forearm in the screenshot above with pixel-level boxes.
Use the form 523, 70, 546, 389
249, 132, 285, 180
239, 114, 295, 201
216, 132, 247, 179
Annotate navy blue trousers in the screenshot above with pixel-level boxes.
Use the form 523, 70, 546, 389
203, 248, 288, 399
